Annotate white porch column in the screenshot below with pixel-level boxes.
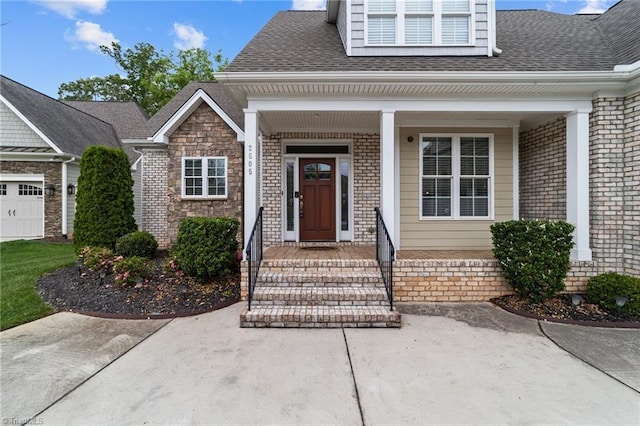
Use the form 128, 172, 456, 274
244, 108, 259, 251
380, 109, 396, 246
566, 109, 592, 261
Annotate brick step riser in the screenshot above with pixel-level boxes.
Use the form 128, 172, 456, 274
257, 281, 384, 288
240, 321, 400, 328
251, 300, 390, 307
262, 261, 379, 268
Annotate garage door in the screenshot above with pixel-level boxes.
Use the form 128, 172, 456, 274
1, 182, 45, 240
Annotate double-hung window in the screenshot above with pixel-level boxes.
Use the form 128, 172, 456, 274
367, 0, 471, 46
182, 157, 227, 198
420, 134, 492, 219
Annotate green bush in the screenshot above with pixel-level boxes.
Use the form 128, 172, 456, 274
115, 231, 158, 258
490, 220, 575, 303
113, 256, 152, 287
587, 273, 640, 315
172, 217, 239, 283
73, 146, 137, 252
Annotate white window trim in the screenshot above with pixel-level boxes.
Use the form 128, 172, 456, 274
181, 157, 228, 200
418, 133, 494, 221
364, 0, 475, 47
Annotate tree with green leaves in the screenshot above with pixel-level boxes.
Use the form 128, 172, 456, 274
73, 146, 137, 252
58, 42, 228, 115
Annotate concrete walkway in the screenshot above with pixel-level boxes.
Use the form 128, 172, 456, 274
1, 303, 638, 425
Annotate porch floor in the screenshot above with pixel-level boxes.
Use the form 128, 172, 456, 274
263, 246, 494, 260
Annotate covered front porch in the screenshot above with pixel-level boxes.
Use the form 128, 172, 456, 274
241, 99, 594, 262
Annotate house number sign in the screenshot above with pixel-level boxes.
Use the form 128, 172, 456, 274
248, 144, 254, 175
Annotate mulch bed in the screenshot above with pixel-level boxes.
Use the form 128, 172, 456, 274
491, 294, 640, 327
37, 252, 240, 319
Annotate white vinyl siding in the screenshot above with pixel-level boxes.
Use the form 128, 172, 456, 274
66, 162, 80, 234
399, 127, 513, 250
181, 157, 228, 199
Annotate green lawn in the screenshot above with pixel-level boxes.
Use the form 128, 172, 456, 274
1, 240, 76, 330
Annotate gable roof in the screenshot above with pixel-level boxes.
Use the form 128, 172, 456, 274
130, 81, 244, 140
225, 4, 636, 73
0, 75, 122, 157
62, 101, 149, 140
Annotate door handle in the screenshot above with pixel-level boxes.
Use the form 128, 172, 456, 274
8, 209, 10, 216
13, 210, 16, 216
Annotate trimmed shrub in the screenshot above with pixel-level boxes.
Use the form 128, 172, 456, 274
172, 217, 239, 283
587, 273, 640, 315
490, 220, 575, 303
115, 231, 158, 259
73, 146, 137, 252
113, 256, 152, 287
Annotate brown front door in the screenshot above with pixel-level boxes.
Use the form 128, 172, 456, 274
299, 158, 336, 241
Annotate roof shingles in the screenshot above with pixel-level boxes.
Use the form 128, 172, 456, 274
226, 6, 633, 73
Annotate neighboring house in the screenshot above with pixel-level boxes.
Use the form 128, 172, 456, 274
130, 0, 639, 326
0, 75, 147, 240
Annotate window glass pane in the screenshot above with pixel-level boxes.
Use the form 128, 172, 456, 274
208, 177, 225, 196
422, 198, 436, 217
422, 178, 436, 197
475, 157, 489, 175
436, 198, 451, 216
318, 163, 331, 172
437, 138, 452, 156
437, 156, 452, 175
460, 138, 474, 156
422, 138, 437, 155
406, 0, 433, 13
474, 138, 490, 156
341, 161, 349, 232
475, 178, 488, 196
368, 0, 396, 12
475, 198, 489, 216
185, 178, 202, 196
368, 16, 396, 45
460, 198, 473, 216
0, 184, 6, 196
436, 178, 451, 197
460, 178, 473, 196
423, 158, 436, 175
286, 161, 294, 232
460, 157, 474, 175
442, 0, 470, 13
184, 159, 202, 177
442, 16, 469, 44
208, 158, 225, 177
406, 16, 433, 44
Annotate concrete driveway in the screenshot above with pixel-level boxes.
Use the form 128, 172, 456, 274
1, 303, 638, 425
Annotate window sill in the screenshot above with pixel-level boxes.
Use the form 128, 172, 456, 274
181, 196, 228, 201
418, 217, 494, 221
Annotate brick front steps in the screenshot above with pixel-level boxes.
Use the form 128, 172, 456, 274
240, 259, 401, 328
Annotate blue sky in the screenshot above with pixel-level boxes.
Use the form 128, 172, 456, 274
1, 0, 616, 98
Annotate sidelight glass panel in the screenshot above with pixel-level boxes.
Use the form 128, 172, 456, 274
341, 161, 349, 232
286, 161, 294, 232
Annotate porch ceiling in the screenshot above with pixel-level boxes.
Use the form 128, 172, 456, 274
258, 110, 563, 135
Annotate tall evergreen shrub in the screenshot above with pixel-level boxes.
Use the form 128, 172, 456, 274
73, 146, 136, 251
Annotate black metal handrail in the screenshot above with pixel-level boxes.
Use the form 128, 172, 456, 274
245, 207, 264, 311
374, 207, 395, 311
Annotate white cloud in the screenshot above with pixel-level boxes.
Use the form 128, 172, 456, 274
172, 22, 207, 50
291, 0, 326, 11
578, 0, 608, 13
65, 20, 118, 51
35, 0, 108, 19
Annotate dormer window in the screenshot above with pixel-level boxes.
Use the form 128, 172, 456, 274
366, 0, 472, 46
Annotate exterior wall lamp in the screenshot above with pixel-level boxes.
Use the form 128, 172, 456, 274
45, 184, 56, 197
67, 184, 76, 195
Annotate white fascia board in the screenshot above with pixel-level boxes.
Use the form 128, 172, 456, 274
151, 89, 245, 143
0, 173, 45, 181
216, 70, 630, 85
0, 95, 63, 154
0, 152, 77, 162
248, 98, 594, 113
122, 138, 167, 149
